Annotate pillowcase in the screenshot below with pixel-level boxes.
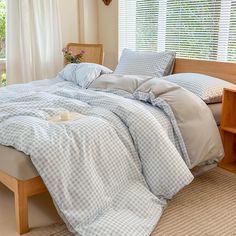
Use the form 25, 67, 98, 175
58, 63, 112, 88
89, 74, 152, 93
114, 48, 176, 77
165, 73, 235, 104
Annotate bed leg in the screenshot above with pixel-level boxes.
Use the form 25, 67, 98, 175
14, 181, 29, 234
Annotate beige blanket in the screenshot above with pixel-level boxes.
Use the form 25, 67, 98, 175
134, 78, 224, 167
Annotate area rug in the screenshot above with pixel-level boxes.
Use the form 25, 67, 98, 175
24, 168, 236, 236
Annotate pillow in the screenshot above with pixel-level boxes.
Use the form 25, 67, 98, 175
165, 73, 235, 104
89, 74, 152, 93
58, 63, 112, 88
114, 49, 176, 77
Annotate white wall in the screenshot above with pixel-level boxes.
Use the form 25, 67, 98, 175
58, 0, 119, 69
98, 0, 119, 69
58, 0, 80, 47
79, 0, 99, 43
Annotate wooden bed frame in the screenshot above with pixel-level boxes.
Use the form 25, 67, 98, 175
0, 171, 46, 234
173, 58, 236, 83
0, 58, 236, 235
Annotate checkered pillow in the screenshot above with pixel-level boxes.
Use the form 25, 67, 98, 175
165, 73, 235, 104
58, 63, 112, 88
114, 49, 176, 77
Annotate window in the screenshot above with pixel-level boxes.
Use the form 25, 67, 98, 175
119, 0, 236, 62
228, 0, 236, 61
0, 0, 5, 86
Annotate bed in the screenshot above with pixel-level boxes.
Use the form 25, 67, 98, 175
0, 57, 235, 235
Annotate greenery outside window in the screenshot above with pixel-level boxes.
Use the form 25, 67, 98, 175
119, 0, 236, 62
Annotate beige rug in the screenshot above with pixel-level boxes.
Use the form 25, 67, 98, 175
24, 168, 236, 236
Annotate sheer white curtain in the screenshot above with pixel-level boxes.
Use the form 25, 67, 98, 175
6, 0, 63, 84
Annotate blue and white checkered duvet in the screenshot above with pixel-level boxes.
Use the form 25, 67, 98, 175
0, 78, 201, 235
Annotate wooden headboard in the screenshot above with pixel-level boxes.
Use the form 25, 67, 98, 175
173, 58, 236, 84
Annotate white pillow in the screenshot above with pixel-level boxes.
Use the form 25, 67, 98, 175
58, 63, 113, 88
165, 73, 235, 104
114, 49, 176, 77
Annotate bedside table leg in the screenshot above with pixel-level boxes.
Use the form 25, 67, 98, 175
15, 181, 29, 234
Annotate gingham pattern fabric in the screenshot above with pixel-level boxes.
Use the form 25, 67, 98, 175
114, 49, 176, 77
0, 79, 193, 236
165, 73, 235, 104
58, 63, 112, 88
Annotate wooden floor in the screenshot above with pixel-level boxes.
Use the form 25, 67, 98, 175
0, 183, 61, 236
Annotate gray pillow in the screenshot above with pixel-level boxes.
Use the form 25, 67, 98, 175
90, 74, 152, 93
165, 73, 235, 104
114, 49, 176, 77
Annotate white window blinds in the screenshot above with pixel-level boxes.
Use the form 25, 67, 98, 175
119, 0, 236, 62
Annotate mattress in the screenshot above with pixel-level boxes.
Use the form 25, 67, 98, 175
0, 145, 38, 180
208, 103, 222, 126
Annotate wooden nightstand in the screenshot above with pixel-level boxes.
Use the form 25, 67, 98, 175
219, 88, 236, 173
